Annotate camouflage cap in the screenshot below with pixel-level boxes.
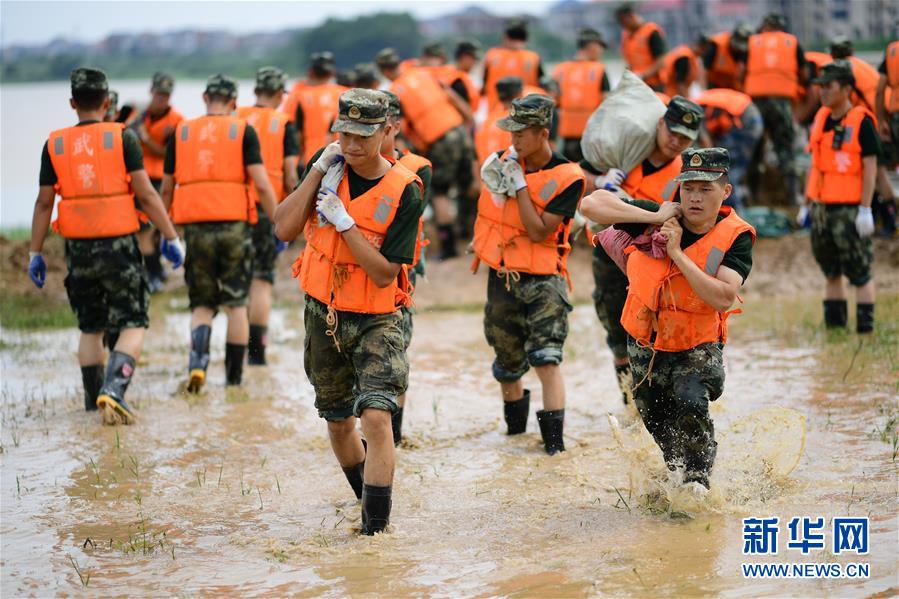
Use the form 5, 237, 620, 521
730, 24, 752, 51
255, 66, 288, 92
674, 147, 730, 182
813, 59, 855, 86
336, 69, 358, 88
106, 90, 119, 119
664, 96, 704, 140
70, 67, 108, 93
310, 51, 336, 73
761, 12, 786, 31
205, 74, 238, 99
497, 93, 555, 131
151, 71, 174, 94
829, 35, 853, 58
331, 88, 389, 136
383, 90, 402, 117
496, 76, 523, 102
455, 40, 481, 58
614, 2, 636, 18
375, 47, 401, 69
353, 62, 380, 87
578, 27, 607, 48
422, 42, 446, 58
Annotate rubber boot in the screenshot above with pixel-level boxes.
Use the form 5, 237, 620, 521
857, 303, 874, 334
247, 324, 267, 366
436, 224, 458, 261
503, 389, 530, 435
823, 299, 848, 328
615, 363, 633, 405
81, 365, 104, 411
342, 461, 365, 500
187, 325, 211, 393
96, 351, 137, 425
361, 484, 392, 535
224, 343, 246, 386
103, 330, 120, 351
536, 409, 566, 455
391, 407, 404, 447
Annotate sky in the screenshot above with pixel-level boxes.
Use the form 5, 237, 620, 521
0, 0, 559, 46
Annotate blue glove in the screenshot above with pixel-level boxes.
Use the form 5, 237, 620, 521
160, 237, 185, 269
273, 233, 288, 254
28, 253, 46, 289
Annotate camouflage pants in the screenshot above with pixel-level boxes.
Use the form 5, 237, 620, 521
484, 270, 572, 382
251, 209, 277, 283
628, 338, 725, 482
64, 235, 149, 332
880, 112, 899, 166
427, 125, 473, 196
184, 221, 253, 310
753, 97, 797, 180
303, 296, 408, 421
592, 245, 629, 361
810, 203, 874, 286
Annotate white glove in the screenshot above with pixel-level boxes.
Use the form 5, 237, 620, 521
594, 168, 627, 191
316, 187, 355, 232
501, 158, 528, 192
312, 142, 344, 174
795, 204, 810, 227
505, 145, 518, 161
855, 205, 875, 238
480, 152, 501, 183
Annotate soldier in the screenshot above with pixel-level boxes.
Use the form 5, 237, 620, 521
476, 77, 523, 164
472, 94, 586, 455
274, 89, 424, 534
418, 42, 476, 127
802, 61, 879, 333
28, 67, 184, 425
580, 148, 756, 491
659, 39, 700, 99
580, 97, 703, 404
453, 40, 483, 112
876, 38, 899, 203
353, 63, 381, 90
161, 75, 277, 391
381, 91, 433, 446
482, 18, 543, 112
284, 52, 347, 164
616, 2, 668, 90
553, 28, 611, 162
700, 24, 751, 91
235, 67, 300, 365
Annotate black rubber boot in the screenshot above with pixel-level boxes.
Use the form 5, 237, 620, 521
248, 324, 267, 366
361, 484, 392, 535
857, 303, 874, 334
536, 409, 566, 455
81, 365, 104, 411
615, 363, 633, 405
342, 461, 365, 500
392, 407, 404, 446
96, 351, 137, 425
224, 343, 246, 386
823, 299, 848, 328
503, 389, 530, 435
103, 330, 120, 351
436, 224, 458, 261
188, 325, 211, 393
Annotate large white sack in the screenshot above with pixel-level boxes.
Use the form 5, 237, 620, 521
580, 70, 667, 174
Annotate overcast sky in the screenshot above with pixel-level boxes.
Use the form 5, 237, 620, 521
1, 0, 559, 46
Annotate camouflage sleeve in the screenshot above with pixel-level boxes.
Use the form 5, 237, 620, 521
39, 141, 57, 186
720, 231, 753, 282
380, 182, 424, 265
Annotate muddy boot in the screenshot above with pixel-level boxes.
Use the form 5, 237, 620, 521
857, 303, 874, 334
96, 351, 137, 425
823, 299, 848, 328
360, 484, 392, 535
436, 224, 458, 261
187, 325, 211, 393
342, 461, 365, 500
536, 409, 566, 455
224, 343, 246, 386
248, 324, 267, 366
391, 407, 404, 446
81, 365, 104, 411
503, 389, 530, 435
615, 363, 633, 405
103, 329, 120, 351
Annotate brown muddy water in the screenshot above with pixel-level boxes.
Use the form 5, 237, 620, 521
1, 280, 897, 596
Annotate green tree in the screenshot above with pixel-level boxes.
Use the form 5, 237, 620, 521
299, 13, 422, 69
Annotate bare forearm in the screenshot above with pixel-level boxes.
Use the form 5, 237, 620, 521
580, 190, 660, 225
274, 168, 322, 241
30, 192, 54, 253
861, 158, 877, 207
515, 189, 553, 241
670, 249, 736, 312
283, 158, 299, 194
341, 227, 401, 288
447, 88, 474, 128
143, 138, 166, 157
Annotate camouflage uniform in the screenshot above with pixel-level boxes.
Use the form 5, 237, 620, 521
751, 97, 798, 197
184, 221, 253, 309
427, 125, 473, 195
591, 248, 630, 361
65, 236, 149, 333
810, 204, 873, 286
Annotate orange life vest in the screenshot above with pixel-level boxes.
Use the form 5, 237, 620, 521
693, 88, 753, 137
296, 160, 423, 314
553, 60, 605, 139
281, 80, 306, 123
421, 64, 481, 113
297, 83, 348, 162
236, 106, 290, 202
707, 32, 741, 90
744, 31, 800, 100
805, 105, 872, 205
621, 207, 756, 352
399, 58, 421, 75
47, 122, 140, 239
660, 45, 699, 97
398, 151, 431, 266
141, 107, 183, 180
475, 107, 512, 164
622, 156, 682, 204
170, 115, 255, 225
472, 152, 585, 283
798, 51, 832, 107
621, 22, 664, 88
847, 55, 879, 113
391, 69, 464, 148
887, 41, 899, 113
483, 47, 541, 111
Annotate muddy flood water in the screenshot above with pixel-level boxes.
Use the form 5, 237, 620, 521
1, 238, 897, 597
